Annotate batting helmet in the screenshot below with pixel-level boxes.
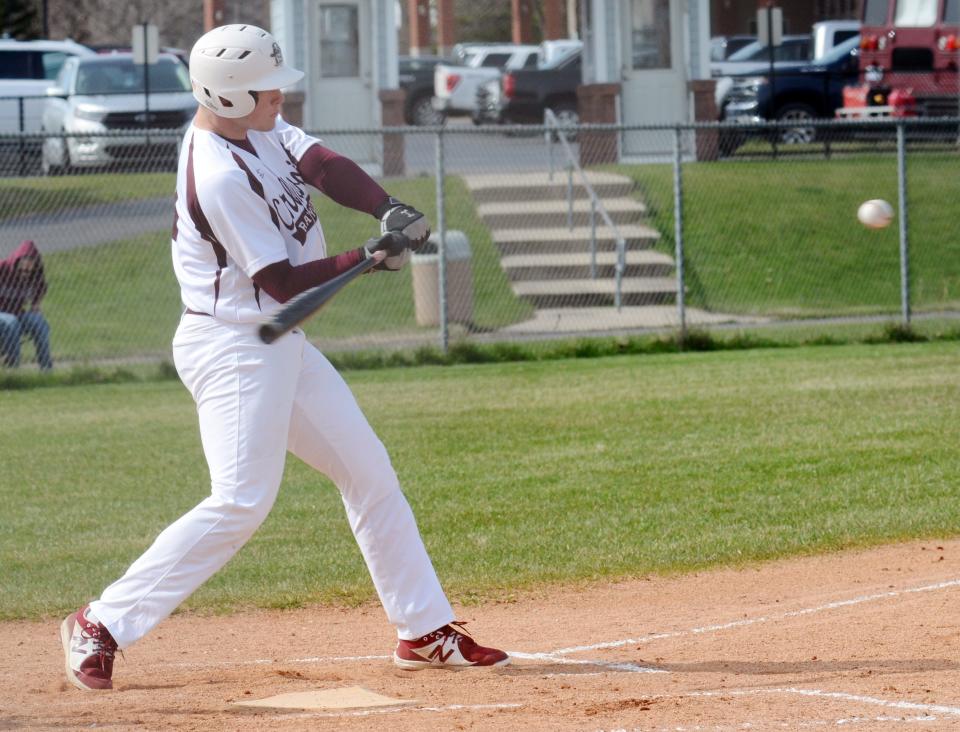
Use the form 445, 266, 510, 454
189, 25, 304, 119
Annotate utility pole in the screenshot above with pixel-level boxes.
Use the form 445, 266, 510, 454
203, 0, 225, 32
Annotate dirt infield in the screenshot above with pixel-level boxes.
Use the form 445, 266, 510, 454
7, 538, 960, 731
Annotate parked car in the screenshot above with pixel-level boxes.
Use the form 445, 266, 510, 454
710, 35, 757, 62
476, 45, 582, 134
88, 44, 190, 67
398, 54, 448, 125
0, 39, 94, 135
720, 34, 861, 150
432, 43, 539, 121
710, 34, 812, 78
40, 52, 197, 174
713, 25, 862, 113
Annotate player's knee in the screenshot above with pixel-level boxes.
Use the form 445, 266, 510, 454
212, 490, 278, 535
338, 444, 402, 509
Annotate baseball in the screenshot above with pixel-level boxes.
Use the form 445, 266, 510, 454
857, 199, 894, 229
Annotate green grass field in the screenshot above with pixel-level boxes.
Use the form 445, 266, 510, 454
620, 152, 960, 316
0, 172, 176, 220
2, 341, 958, 620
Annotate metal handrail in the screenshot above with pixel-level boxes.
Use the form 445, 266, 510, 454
544, 108, 627, 310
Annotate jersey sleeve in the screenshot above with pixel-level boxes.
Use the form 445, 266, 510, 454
199, 169, 290, 278
274, 116, 323, 163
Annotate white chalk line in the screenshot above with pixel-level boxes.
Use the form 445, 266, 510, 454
598, 716, 939, 731
685, 688, 960, 718
549, 577, 960, 657
590, 687, 960, 731
154, 574, 960, 724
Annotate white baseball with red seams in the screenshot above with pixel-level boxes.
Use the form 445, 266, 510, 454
86, 121, 454, 649
857, 199, 894, 229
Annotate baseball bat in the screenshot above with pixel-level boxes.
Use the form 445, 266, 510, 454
258, 254, 378, 344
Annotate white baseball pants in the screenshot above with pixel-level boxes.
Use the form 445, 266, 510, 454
91, 314, 454, 649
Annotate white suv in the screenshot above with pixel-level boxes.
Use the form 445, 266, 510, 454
40, 52, 197, 173
0, 39, 94, 135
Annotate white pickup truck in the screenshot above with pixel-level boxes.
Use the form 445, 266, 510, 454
0, 39, 94, 135
433, 43, 539, 120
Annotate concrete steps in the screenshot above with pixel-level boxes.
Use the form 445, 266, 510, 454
493, 225, 661, 255
477, 197, 647, 229
462, 170, 675, 311
466, 171, 637, 203
501, 250, 675, 281
512, 277, 676, 308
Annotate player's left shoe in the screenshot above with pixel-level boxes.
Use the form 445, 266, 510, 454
60, 604, 118, 690
394, 622, 510, 670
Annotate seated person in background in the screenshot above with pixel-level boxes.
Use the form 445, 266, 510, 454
0, 240, 53, 371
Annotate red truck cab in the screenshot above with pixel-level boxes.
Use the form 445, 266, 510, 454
840, 0, 960, 118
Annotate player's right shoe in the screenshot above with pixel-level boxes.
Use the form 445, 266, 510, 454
60, 604, 118, 690
394, 622, 510, 670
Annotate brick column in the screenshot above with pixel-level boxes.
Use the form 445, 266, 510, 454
407, 0, 431, 56
511, 0, 535, 44
577, 83, 620, 166
543, 0, 566, 40
688, 80, 719, 161
203, 0, 225, 31
380, 89, 406, 177
437, 0, 457, 57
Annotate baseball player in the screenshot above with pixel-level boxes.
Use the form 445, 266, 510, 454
60, 24, 508, 691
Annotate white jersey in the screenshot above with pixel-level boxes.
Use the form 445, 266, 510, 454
172, 118, 326, 323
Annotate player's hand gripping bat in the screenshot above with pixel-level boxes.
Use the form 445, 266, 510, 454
258, 231, 409, 344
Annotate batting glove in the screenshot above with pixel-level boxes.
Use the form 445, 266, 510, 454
363, 231, 411, 271
375, 197, 430, 251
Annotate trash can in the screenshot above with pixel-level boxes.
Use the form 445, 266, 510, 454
411, 230, 473, 327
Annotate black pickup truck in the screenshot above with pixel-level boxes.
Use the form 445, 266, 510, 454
474, 49, 581, 128
720, 34, 860, 147
398, 55, 447, 125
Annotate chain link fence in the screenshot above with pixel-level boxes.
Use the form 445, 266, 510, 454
1, 116, 959, 371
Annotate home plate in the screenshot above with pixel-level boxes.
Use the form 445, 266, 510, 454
233, 686, 416, 710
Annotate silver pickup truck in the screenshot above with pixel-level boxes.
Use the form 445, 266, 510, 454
432, 43, 539, 120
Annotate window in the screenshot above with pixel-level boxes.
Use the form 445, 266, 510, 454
945, 0, 960, 23
630, 0, 671, 69
833, 30, 859, 46
742, 39, 811, 63
75, 58, 191, 95
895, 0, 937, 26
522, 52, 539, 68
479, 53, 511, 68
0, 51, 34, 80
40, 52, 68, 80
863, 0, 889, 24
319, 5, 359, 78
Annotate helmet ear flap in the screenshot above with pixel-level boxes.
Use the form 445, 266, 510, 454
191, 81, 256, 118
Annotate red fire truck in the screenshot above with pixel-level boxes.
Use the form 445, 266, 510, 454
839, 0, 960, 118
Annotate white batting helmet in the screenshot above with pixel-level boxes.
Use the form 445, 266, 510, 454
189, 24, 304, 119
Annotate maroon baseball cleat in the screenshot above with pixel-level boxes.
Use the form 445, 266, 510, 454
394, 622, 509, 670
60, 604, 118, 690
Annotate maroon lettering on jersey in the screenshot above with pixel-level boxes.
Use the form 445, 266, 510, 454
228, 143, 319, 246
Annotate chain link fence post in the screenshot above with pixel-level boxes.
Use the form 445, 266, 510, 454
896, 122, 911, 325
673, 125, 687, 339
434, 126, 449, 352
